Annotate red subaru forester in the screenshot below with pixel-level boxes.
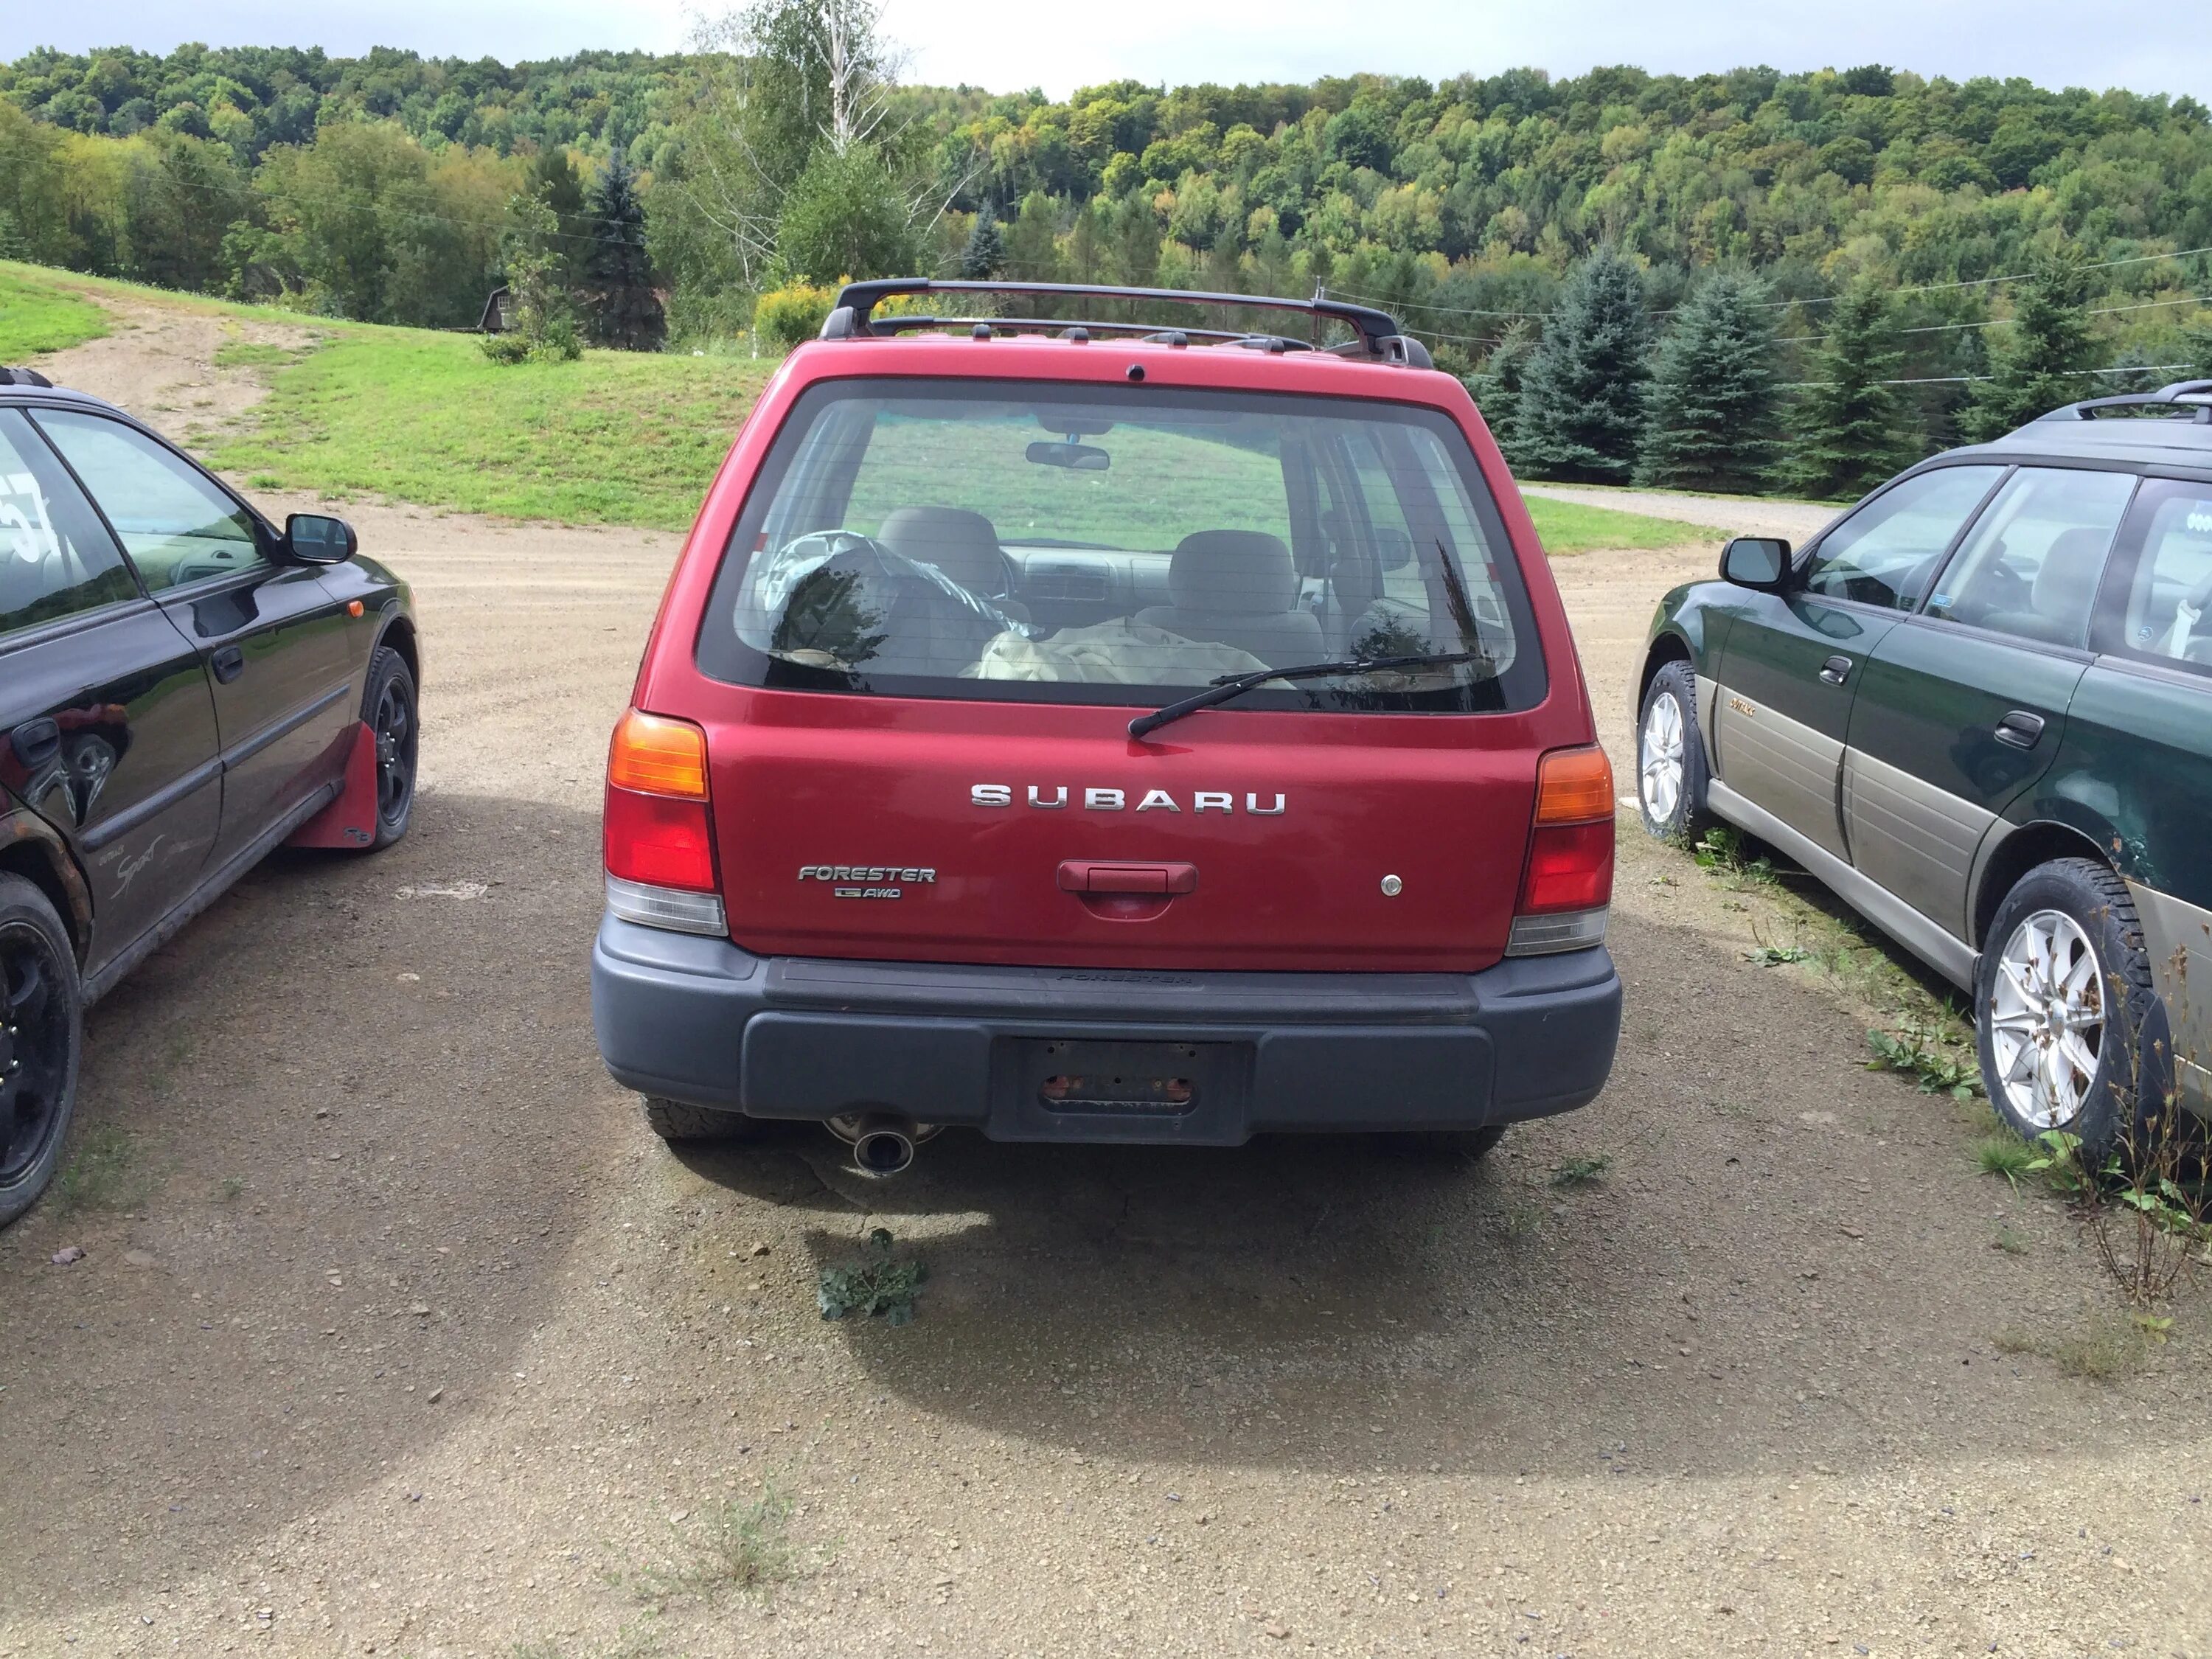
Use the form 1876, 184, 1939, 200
592, 279, 1620, 1176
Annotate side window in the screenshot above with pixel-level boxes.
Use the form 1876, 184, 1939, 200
1925, 467, 2137, 647
29, 411, 265, 594
2110, 480, 2212, 676
0, 408, 137, 639
1799, 465, 2005, 610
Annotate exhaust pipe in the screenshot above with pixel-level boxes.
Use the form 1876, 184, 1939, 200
849, 1113, 916, 1179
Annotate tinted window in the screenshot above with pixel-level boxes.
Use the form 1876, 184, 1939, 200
31, 411, 265, 593
697, 380, 1545, 716
1925, 467, 2137, 647
0, 408, 137, 638
2110, 479, 2212, 677
1799, 466, 2005, 610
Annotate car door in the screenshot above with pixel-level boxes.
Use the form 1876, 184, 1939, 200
0, 408, 222, 971
30, 411, 358, 872
1711, 464, 2006, 856
1840, 465, 2138, 939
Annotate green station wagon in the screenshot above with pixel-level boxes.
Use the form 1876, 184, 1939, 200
1636, 380, 2212, 1159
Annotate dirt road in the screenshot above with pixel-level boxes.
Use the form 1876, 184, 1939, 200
2, 305, 2208, 1659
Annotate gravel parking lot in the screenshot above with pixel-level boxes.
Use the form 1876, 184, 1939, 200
1, 313, 2207, 1658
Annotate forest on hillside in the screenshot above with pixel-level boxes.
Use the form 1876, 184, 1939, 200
4, 20, 2210, 492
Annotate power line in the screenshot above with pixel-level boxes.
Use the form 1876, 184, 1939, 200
1777, 361, 2200, 389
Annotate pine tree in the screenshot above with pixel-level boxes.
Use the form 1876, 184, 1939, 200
526, 145, 589, 290
581, 150, 664, 350
1635, 271, 1781, 491
1964, 248, 2095, 439
959, 203, 1006, 279
1507, 247, 1652, 482
1467, 319, 1536, 442
1775, 279, 1921, 499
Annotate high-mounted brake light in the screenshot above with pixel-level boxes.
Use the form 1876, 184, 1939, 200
1512, 745, 1615, 955
604, 710, 721, 926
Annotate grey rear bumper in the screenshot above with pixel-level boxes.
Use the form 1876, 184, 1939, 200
591, 916, 1621, 1144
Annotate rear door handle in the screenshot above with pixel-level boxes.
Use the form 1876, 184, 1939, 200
1994, 710, 2046, 750
1818, 654, 1854, 686
1057, 860, 1199, 895
10, 717, 60, 768
211, 645, 246, 684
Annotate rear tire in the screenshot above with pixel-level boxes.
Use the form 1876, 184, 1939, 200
1976, 858, 2156, 1166
642, 1098, 765, 1143
362, 645, 418, 851
1385, 1124, 1506, 1160
1636, 660, 1716, 841
0, 875, 83, 1228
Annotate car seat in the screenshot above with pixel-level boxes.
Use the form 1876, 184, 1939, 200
1977, 526, 2108, 647
877, 507, 1029, 622
1135, 530, 1326, 667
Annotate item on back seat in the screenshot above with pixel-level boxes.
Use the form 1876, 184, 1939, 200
968, 617, 1273, 685
877, 506, 1030, 622
754, 532, 1030, 677
1135, 529, 1326, 667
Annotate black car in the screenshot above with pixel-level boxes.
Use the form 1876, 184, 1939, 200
0, 368, 420, 1224
1635, 380, 2212, 1160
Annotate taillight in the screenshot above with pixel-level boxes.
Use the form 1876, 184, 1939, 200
1512, 745, 1615, 956
604, 709, 718, 897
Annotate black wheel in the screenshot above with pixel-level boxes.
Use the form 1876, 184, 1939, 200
1976, 858, 2157, 1166
363, 645, 418, 850
643, 1098, 765, 1143
1635, 660, 1716, 841
0, 875, 83, 1228
1384, 1124, 1506, 1159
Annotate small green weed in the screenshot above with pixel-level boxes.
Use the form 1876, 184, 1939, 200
1694, 827, 1776, 887
1992, 1223, 2028, 1256
1865, 1022, 1981, 1099
817, 1228, 927, 1324
55, 1125, 155, 1214
1745, 945, 1814, 967
1974, 1134, 2038, 1185
1548, 1154, 1611, 1189
1992, 1316, 2157, 1382
214, 1175, 245, 1203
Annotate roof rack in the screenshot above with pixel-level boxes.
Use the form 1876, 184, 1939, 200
0, 367, 54, 388
2039, 378, 2212, 423
819, 279, 1431, 366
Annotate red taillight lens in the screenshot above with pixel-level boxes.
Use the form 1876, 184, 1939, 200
604, 709, 716, 891
1520, 820, 1615, 913
605, 787, 717, 891
1519, 745, 1615, 914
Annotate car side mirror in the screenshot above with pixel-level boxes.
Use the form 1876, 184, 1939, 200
1721, 536, 1791, 591
285, 513, 358, 565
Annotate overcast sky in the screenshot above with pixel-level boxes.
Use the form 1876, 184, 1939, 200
6, 0, 2208, 104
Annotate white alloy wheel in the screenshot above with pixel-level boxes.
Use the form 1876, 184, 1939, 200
1639, 692, 1686, 824
1988, 908, 2106, 1130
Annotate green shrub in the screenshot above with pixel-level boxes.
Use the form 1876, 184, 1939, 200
753, 282, 837, 352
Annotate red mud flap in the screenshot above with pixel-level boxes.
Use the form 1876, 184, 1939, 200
288, 721, 379, 849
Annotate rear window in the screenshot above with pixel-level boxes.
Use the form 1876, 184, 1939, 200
695, 379, 1546, 714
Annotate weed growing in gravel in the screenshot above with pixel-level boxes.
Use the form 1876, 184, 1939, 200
619, 1484, 804, 1605
1992, 1223, 2028, 1256
1744, 942, 1815, 967
817, 1228, 927, 1324
1975, 1135, 2039, 1186
1549, 1154, 1611, 1189
513, 1624, 663, 1658
1693, 827, 1776, 889
1992, 1316, 2160, 1382
55, 1125, 155, 1214
214, 1175, 245, 1203
1865, 1020, 1981, 1098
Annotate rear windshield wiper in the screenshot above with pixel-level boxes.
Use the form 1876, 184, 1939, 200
1127, 651, 1487, 740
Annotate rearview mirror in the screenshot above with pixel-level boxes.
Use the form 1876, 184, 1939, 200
1720, 536, 1790, 590
1374, 526, 1414, 571
1026, 440, 1110, 472
285, 512, 358, 565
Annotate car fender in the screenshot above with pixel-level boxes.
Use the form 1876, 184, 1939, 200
0, 804, 94, 960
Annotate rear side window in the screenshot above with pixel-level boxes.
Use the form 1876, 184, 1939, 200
2107, 479, 2212, 676
1924, 467, 2138, 647
0, 408, 137, 639
1798, 465, 2003, 610
695, 380, 1546, 715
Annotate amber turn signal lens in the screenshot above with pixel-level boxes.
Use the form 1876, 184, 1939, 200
608, 709, 709, 800
1534, 745, 1615, 825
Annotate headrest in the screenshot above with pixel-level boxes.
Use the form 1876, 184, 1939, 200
2031, 526, 2109, 622
1168, 529, 1298, 615
877, 506, 1009, 597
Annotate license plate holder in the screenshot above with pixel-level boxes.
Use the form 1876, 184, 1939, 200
990, 1037, 1251, 1144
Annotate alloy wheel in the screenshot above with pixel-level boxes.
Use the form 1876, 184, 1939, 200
0, 920, 70, 1186
1989, 908, 2105, 1130
1639, 692, 1685, 823
373, 675, 417, 827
